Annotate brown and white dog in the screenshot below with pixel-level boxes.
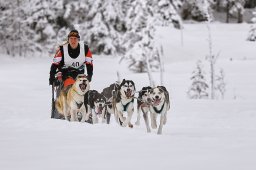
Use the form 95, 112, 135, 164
149, 86, 170, 135
55, 74, 90, 121
135, 86, 152, 133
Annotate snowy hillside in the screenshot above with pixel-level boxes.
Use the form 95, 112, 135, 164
0, 24, 256, 170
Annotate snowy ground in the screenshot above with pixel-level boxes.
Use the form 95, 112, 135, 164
0, 24, 256, 170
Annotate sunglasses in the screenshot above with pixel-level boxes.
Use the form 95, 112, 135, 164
68, 32, 80, 38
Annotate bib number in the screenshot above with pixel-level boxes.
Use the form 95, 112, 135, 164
72, 62, 80, 68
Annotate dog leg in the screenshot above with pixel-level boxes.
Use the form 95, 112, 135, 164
150, 112, 157, 129
157, 113, 165, 135
106, 112, 111, 124
143, 112, 151, 133
163, 113, 167, 125
118, 111, 126, 123
81, 105, 91, 122
80, 104, 87, 122
70, 109, 78, 121
122, 110, 133, 128
63, 102, 69, 121
92, 110, 98, 124
135, 107, 141, 126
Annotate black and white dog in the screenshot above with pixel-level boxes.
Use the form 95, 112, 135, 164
101, 83, 119, 124
82, 90, 107, 124
135, 86, 152, 132
102, 79, 136, 128
149, 86, 170, 135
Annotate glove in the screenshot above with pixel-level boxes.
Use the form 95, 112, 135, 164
87, 75, 92, 82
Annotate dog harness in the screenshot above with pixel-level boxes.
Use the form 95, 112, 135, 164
121, 99, 134, 112
153, 102, 165, 114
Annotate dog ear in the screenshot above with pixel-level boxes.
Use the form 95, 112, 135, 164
159, 86, 170, 109
115, 90, 122, 103
138, 89, 143, 98
120, 79, 126, 87
131, 81, 136, 91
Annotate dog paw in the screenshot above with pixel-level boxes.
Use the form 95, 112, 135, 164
122, 122, 128, 127
157, 127, 163, 134
157, 130, 162, 135
128, 123, 133, 128
151, 123, 157, 129
135, 121, 140, 126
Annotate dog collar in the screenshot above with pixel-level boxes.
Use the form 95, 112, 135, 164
76, 102, 83, 109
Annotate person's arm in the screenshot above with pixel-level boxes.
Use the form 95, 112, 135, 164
49, 47, 63, 85
84, 45, 93, 82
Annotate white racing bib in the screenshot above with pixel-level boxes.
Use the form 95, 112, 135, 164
63, 44, 85, 69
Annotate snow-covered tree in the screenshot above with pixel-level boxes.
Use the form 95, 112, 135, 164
221, 0, 245, 23
83, 0, 126, 55
156, 0, 183, 28
0, 0, 38, 56
181, 0, 213, 21
188, 60, 209, 99
247, 10, 256, 41
215, 68, 226, 99
228, 0, 245, 23
122, 0, 160, 73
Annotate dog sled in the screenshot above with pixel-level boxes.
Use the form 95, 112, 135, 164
50, 67, 92, 123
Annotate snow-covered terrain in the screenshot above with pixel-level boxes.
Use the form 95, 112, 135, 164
0, 24, 256, 170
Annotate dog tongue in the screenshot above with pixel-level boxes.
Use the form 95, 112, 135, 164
97, 107, 103, 114
80, 84, 86, 90
154, 99, 161, 106
126, 90, 132, 97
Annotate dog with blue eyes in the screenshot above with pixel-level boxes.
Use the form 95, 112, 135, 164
83, 90, 107, 124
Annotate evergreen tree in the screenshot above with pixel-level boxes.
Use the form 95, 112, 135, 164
84, 0, 125, 55
247, 10, 256, 41
228, 0, 245, 23
188, 60, 209, 99
123, 0, 159, 73
215, 68, 226, 99
181, 0, 213, 21
156, 0, 183, 28
0, 0, 37, 56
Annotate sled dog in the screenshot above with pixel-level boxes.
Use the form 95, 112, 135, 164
149, 86, 170, 135
55, 74, 90, 121
102, 79, 136, 127
135, 86, 152, 132
83, 90, 107, 123
101, 83, 120, 124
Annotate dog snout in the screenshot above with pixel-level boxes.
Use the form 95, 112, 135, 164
99, 104, 103, 107
155, 95, 159, 99
83, 80, 87, 83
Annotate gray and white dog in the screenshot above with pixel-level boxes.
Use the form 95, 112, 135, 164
149, 86, 170, 135
101, 79, 136, 128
